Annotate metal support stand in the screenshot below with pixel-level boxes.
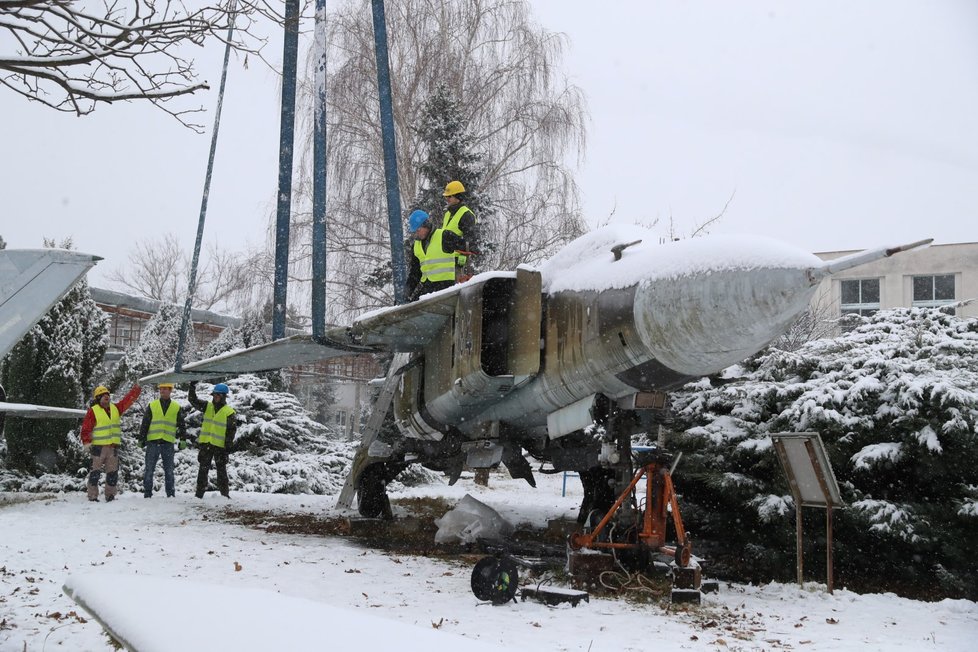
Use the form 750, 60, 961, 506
335, 352, 410, 509
568, 456, 691, 567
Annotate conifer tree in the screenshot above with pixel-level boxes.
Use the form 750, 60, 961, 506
413, 85, 490, 216
665, 307, 978, 599
107, 303, 192, 389
412, 83, 493, 272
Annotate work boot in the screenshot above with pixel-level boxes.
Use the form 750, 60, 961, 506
89, 497, 99, 502
105, 495, 115, 502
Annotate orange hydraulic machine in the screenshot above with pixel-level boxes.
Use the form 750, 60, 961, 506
568, 448, 703, 603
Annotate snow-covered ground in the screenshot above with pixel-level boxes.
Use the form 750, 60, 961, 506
1, 472, 975, 651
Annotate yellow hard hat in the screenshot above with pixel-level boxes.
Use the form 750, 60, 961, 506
158, 383, 175, 390
443, 180, 465, 197
93, 386, 110, 400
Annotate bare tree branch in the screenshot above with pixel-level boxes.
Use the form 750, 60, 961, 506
105, 232, 257, 313
1, 0, 289, 131
280, 0, 589, 320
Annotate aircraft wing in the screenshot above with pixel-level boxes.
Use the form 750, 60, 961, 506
140, 334, 378, 384
0, 249, 101, 358
0, 401, 86, 419
348, 282, 469, 350
140, 277, 480, 384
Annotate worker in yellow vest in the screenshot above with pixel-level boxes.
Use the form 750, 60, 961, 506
404, 209, 464, 300
80, 383, 142, 502
442, 180, 480, 281
137, 383, 188, 498
403, 209, 430, 300
187, 381, 237, 499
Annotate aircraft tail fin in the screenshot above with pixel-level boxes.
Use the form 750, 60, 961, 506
0, 249, 101, 358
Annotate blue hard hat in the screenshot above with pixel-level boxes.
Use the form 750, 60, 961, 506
408, 210, 429, 233
213, 383, 229, 395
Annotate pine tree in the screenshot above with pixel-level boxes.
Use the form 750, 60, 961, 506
413, 84, 489, 214
0, 241, 107, 473
412, 84, 494, 269
107, 303, 193, 389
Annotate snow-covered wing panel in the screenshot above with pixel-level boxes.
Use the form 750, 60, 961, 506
0, 401, 86, 418
140, 334, 376, 384
64, 574, 501, 652
350, 281, 477, 351
0, 249, 101, 358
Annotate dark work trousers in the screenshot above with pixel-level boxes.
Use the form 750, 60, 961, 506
88, 445, 120, 501
143, 441, 176, 498
195, 444, 229, 498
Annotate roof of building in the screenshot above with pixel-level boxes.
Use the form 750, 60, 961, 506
90, 287, 241, 329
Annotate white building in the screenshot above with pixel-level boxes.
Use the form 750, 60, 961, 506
813, 241, 978, 322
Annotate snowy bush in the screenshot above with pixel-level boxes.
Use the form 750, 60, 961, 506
667, 307, 978, 599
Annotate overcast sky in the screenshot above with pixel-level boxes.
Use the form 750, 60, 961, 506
1, 0, 975, 288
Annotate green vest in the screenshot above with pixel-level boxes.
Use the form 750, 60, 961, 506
91, 404, 122, 446
414, 230, 456, 283
442, 205, 472, 266
147, 399, 179, 443
199, 403, 235, 448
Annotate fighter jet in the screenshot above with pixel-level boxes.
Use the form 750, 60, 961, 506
142, 224, 930, 517
0, 248, 101, 423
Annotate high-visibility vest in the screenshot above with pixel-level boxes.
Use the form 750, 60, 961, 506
91, 404, 122, 446
147, 399, 179, 443
199, 403, 235, 448
414, 230, 456, 283
442, 205, 471, 235
442, 205, 473, 266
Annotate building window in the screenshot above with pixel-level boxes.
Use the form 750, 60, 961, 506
912, 274, 955, 309
840, 278, 880, 317
109, 314, 145, 348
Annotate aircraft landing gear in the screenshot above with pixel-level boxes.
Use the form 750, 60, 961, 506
356, 462, 400, 519
576, 467, 617, 526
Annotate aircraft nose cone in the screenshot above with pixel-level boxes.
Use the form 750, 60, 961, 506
634, 251, 823, 376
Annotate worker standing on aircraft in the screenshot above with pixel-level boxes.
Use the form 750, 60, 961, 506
80, 383, 142, 502
137, 383, 188, 498
404, 209, 431, 300
187, 382, 236, 499
442, 180, 480, 282
406, 210, 463, 300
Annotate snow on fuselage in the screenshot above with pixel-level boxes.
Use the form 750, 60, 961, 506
475, 225, 824, 429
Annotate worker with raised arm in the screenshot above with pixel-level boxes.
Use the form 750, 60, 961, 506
80, 383, 142, 502
187, 381, 237, 499
137, 382, 188, 498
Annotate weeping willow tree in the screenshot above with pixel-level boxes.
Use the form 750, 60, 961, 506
284, 0, 588, 320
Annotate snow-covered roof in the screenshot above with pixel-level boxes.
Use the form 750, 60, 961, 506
90, 287, 241, 329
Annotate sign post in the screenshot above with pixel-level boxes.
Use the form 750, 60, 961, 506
771, 433, 844, 593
